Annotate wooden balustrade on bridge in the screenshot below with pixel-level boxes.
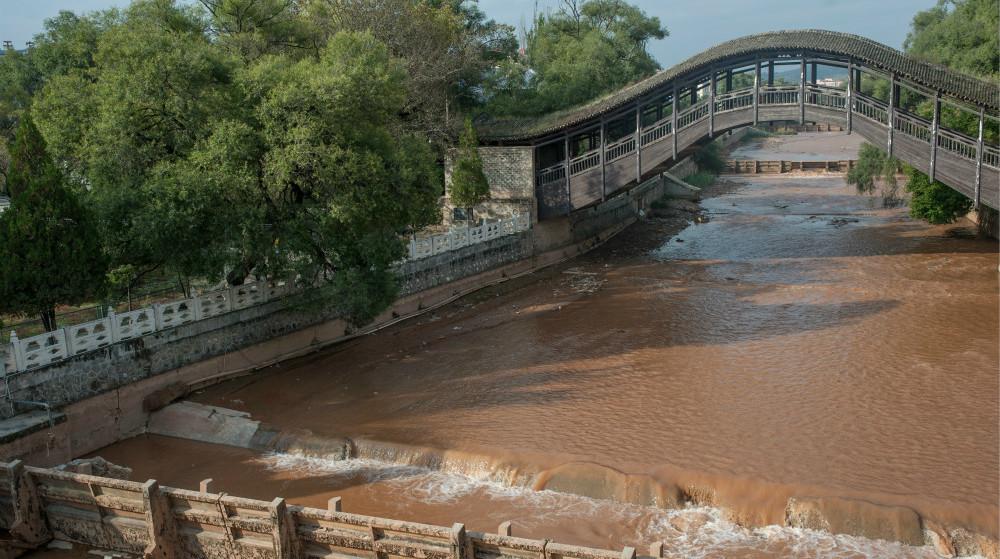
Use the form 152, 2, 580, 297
477, 31, 999, 220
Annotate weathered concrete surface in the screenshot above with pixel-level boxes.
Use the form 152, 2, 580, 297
786, 496, 925, 546
0, 411, 66, 445
147, 402, 260, 449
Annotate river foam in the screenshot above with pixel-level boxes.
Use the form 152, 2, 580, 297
256, 451, 969, 559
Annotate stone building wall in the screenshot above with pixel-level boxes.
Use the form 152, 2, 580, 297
443, 146, 536, 225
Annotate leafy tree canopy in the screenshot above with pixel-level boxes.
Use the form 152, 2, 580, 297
0, 116, 105, 331
449, 117, 490, 211
483, 0, 667, 116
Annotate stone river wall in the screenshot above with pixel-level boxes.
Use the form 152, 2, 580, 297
0, 458, 644, 559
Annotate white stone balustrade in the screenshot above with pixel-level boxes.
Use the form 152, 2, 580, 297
407, 212, 530, 261
0, 214, 531, 374
65, 317, 113, 356
0, 279, 295, 374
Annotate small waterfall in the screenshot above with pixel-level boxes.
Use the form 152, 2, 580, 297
349, 438, 539, 488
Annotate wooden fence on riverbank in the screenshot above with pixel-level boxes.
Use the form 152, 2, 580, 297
0, 460, 646, 559
724, 159, 857, 174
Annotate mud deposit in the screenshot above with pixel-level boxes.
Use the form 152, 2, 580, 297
86, 140, 998, 557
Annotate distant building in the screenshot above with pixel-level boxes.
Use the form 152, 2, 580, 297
816, 77, 845, 88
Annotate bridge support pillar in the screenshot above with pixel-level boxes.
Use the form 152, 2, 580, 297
799, 58, 806, 125
671, 84, 678, 160
930, 93, 940, 181
563, 134, 571, 215
887, 76, 897, 157
753, 59, 760, 126
846, 61, 854, 134
599, 119, 606, 201
975, 106, 984, 208
635, 102, 642, 182
709, 70, 716, 138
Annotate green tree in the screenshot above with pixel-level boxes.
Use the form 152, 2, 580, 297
905, 166, 972, 223
449, 117, 490, 219
484, 0, 666, 116
0, 117, 106, 331
852, 0, 998, 224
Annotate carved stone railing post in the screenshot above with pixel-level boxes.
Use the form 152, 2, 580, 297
930, 92, 940, 181
4, 461, 49, 548
450, 523, 473, 559
142, 479, 181, 559
975, 106, 985, 208
269, 497, 300, 559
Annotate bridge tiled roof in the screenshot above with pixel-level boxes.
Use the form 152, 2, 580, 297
479, 29, 999, 142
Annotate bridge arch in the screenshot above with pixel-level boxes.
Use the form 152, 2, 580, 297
477, 30, 999, 219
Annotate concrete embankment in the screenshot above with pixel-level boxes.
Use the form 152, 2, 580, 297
0, 162, 690, 468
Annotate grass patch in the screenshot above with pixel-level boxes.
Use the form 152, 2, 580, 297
683, 171, 717, 188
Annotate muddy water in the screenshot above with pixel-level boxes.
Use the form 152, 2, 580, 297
92, 148, 998, 556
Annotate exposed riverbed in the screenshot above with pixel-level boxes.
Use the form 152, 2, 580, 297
77, 135, 998, 558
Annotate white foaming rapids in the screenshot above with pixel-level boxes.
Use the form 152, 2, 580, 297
256, 452, 969, 559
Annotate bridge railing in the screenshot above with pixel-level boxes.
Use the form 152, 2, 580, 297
605, 136, 636, 163
937, 128, 979, 161
536, 163, 567, 188
676, 101, 710, 130
640, 116, 673, 146
714, 87, 754, 113
805, 85, 846, 109
758, 85, 799, 106
0, 460, 639, 559
893, 111, 932, 143
570, 149, 601, 176
853, 94, 889, 125
984, 144, 999, 169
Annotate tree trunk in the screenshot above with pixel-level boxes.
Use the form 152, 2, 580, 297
40, 308, 57, 332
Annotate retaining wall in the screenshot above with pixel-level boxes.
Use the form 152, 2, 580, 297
0, 459, 644, 559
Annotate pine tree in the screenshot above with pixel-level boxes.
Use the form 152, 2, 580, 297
0, 116, 106, 331
450, 118, 490, 221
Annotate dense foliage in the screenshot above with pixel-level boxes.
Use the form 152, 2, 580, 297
851, 0, 997, 223
449, 118, 490, 215
483, 0, 667, 116
0, 117, 106, 330
905, 166, 973, 223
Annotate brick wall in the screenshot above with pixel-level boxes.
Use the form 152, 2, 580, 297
443, 147, 536, 225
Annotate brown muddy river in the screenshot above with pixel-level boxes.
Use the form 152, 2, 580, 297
87, 137, 998, 558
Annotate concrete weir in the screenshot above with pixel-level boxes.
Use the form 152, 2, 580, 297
135, 401, 996, 558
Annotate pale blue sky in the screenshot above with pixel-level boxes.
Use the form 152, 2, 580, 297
1, 0, 938, 68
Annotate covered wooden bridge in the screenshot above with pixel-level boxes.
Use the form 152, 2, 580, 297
477, 30, 999, 220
